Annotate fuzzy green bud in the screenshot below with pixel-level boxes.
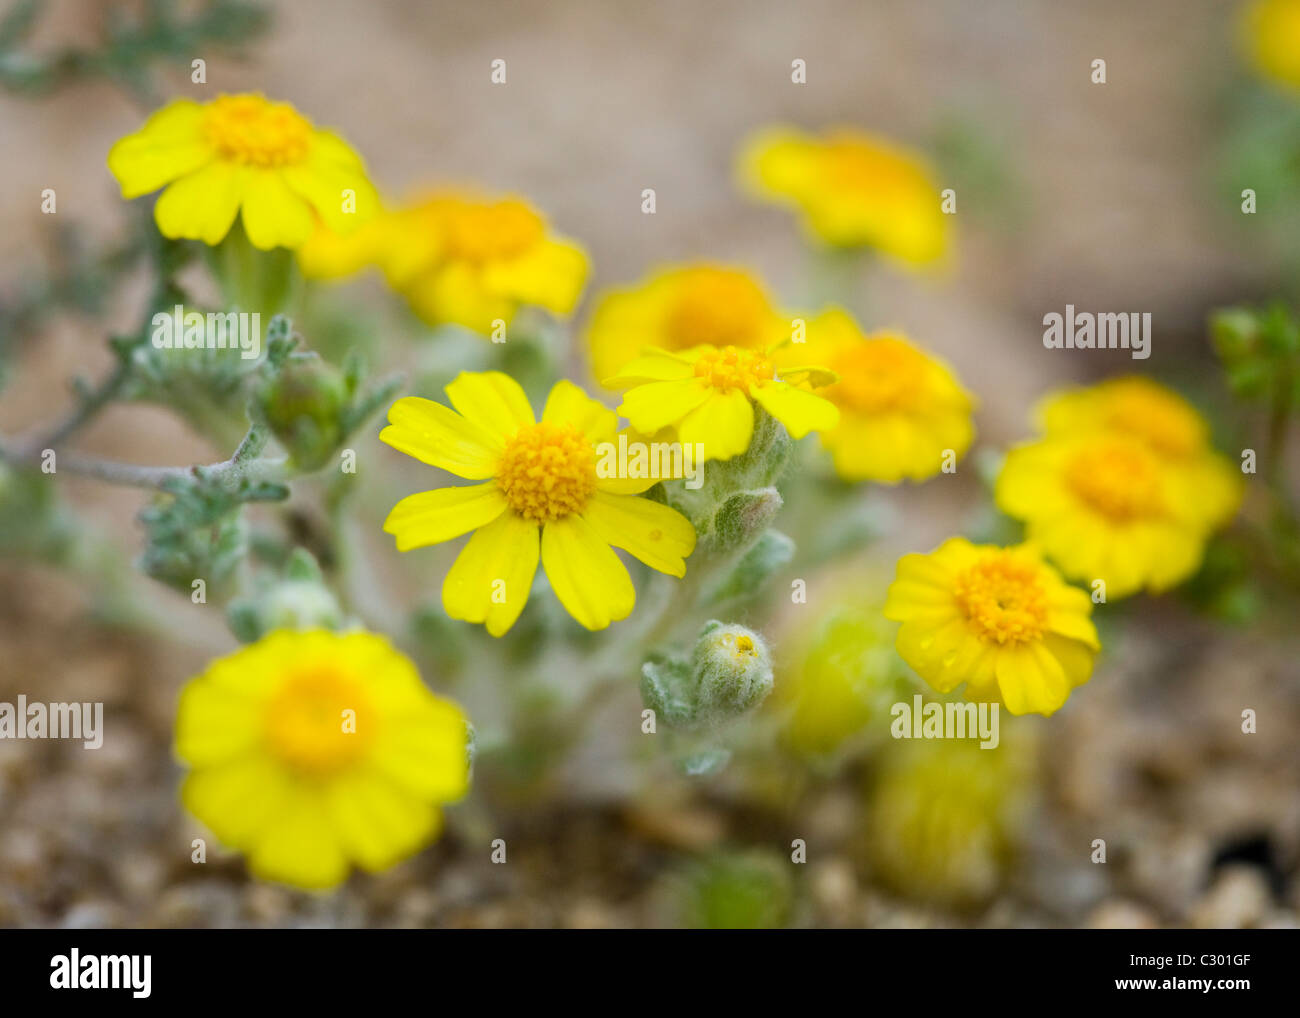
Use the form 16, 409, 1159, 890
258, 354, 348, 469
689, 621, 773, 724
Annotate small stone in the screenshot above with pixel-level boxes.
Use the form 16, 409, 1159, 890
1087, 899, 1158, 928
1190, 866, 1272, 928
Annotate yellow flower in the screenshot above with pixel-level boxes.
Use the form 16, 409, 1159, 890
1242, 0, 1300, 91
379, 191, 588, 335
175, 629, 470, 890
608, 345, 840, 462
1035, 376, 1243, 530
738, 126, 948, 265
997, 433, 1234, 599
883, 538, 1099, 716
864, 733, 1034, 906
108, 93, 379, 250
584, 264, 790, 386
297, 211, 392, 280
774, 309, 974, 482
381, 372, 696, 634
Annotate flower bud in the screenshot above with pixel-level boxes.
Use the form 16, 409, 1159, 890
689, 621, 773, 724
258, 354, 348, 469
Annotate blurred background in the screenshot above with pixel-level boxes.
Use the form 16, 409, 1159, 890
0, 0, 1298, 927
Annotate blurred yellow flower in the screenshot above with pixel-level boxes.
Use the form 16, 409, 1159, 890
584, 264, 790, 386
379, 191, 588, 335
1035, 376, 1243, 530
297, 211, 391, 280
776, 586, 914, 756
884, 538, 1099, 716
865, 732, 1033, 906
738, 126, 948, 266
996, 428, 1235, 599
108, 93, 379, 250
175, 629, 470, 890
774, 309, 974, 482
381, 372, 695, 634
608, 345, 839, 462
1242, 0, 1300, 91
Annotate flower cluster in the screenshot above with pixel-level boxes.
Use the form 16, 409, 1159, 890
996, 377, 1242, 598
88, 86, 1262, 901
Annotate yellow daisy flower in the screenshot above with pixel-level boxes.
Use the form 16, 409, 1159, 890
297, 210, 392, 280
995, 430, 1220, 599
1035, 376, 1243, 530
1242, 0, 1300, 91
883, 538, 1099, 717
738, 126, 948, 266
379, 190, 588, 335
381, 372, 696, 635
607, 345, 840, 462
774, 309, 974, 482
584, 263, 790, 386
175, 629, 470, 891
108, 93, 379, 250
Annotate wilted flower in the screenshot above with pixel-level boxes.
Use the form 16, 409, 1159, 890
608, 345, 839, 462
585, 263, 790, 384
175, 629, 470, 890
738, 126, 948, 266
884, 538, 1099, 716
774, 309, 974, 482
381, 371, 696, 635
108, 93, 378, 249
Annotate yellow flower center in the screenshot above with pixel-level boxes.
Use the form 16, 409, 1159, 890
1100, 384, 1204, 458
692, 346, 774, 395
828, 337, 926, 414
442, 199, 545, 262
953, 555, 1049, 645
665, 269, 771, 349
497, 421, 597, 522
1065, 440, 1165, 521
264, 667, 373, 777
204, 94, 313, 167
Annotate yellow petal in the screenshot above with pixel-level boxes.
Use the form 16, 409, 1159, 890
241, 169, 315, 250
107, 100, 212, 198
542, 378, 618, 444
994, 642, 1071, 717
323, 771, 440, 872
481, 236, 589, 314
581, 490, 696, 577
281, 149, 380, 233
174, 678, 261, 767
246, 792, 350, 890
677, 388, 754, 460
383, 483, 507, 551
617, 378, 711, 434
380, 396, 502, 479
153, 161, 247, 245
540, 515, 635, 630
180, 753, 294, 849
604, 349, 696, 387
442, 511, 540, 636
445, 370, 535, 442
404, 261, 514, 333
751, 381, 840, 438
